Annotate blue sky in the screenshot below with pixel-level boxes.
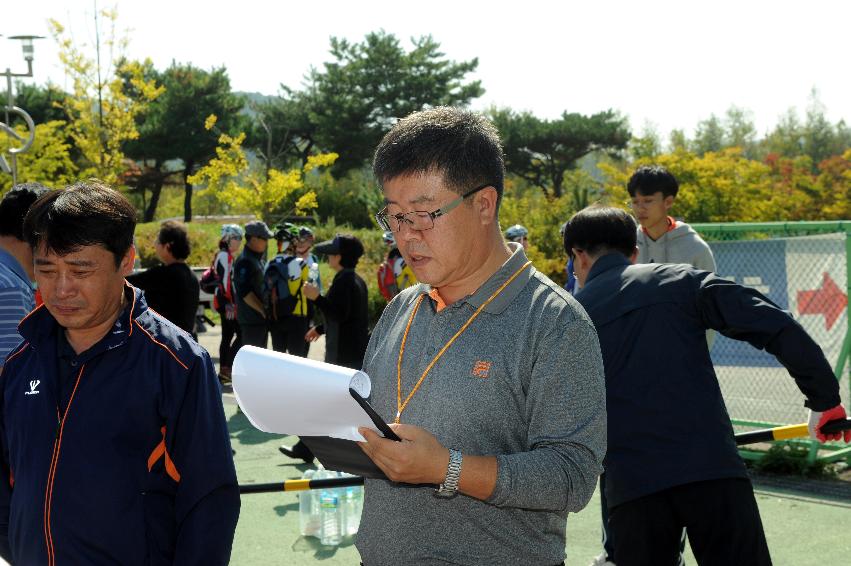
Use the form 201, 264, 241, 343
7, 0, 849, 140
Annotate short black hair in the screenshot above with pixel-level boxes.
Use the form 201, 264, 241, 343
627, 165, 679, 198
373, 107, 505, 204
563, 206, 637, 259
0, 183, 50, 240
157, 220, 190, 260
23, 180, 137, 268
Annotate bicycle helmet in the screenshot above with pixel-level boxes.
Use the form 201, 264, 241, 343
221, 224, 244, 240
504, 224, 529, 242
274, 222, 300, 243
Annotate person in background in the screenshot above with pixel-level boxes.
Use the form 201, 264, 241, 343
295, 225, 322, 292
127, 220, 199, 335
504, 223, 529, 250
377, 230, 417, 301
233, 220, 273, 348
265, 223, 310, 357
0, 183, 49, 366
212, 224, 244, 384
565, 206, 849, 566
629, 165, 715, 272
0, 181, 239, 564
303, 234, 369, 369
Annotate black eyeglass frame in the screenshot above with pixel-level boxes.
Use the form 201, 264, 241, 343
375, 182, 493, 233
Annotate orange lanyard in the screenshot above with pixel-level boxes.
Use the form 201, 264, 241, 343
395, 260, 532, 423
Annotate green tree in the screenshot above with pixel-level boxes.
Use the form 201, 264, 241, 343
293, 31, 484, 172
9, 82, 67, 126
629, 123, 662, 160
49, 10, 162, 186
724, 106, 758, 158
492, 108, 630, 198
243, 90, 318, 174
0, 121, 77, 192
123, 62, 247, 221
692, 114, 725, 155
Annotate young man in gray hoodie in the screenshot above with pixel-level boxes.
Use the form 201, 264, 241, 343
628, 165, 715, 272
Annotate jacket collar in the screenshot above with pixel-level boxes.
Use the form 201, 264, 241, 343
584, 253, 631, 287
18, 283, 146, 360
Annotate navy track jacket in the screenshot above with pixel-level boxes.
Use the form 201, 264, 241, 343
576, 253, 841, 509
0, 286, 240, 565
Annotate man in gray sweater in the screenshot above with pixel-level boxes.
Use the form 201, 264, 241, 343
355, 107, 607, 566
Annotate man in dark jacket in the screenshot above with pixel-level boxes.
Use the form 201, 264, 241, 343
0, 181, 239, 565
234, 220, 274, 349
563, 206, 849, 566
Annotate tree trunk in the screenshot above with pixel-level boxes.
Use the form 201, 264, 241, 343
144, 176, 165, 222
183, 159, 195, 222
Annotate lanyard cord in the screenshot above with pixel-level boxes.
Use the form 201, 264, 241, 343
395, 260, 532, 423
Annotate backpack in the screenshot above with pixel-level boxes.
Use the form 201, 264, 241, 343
263, 256, 306, 321
200, 257, 221, 294
377, 260, 400, 301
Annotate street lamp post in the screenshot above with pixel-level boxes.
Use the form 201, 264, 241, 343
1, 35, 43, 185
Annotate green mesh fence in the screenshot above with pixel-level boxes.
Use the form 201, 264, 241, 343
692, 222, 851, 461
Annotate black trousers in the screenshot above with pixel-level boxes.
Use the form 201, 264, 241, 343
217, 308, 242, 368
609, 478, 771, 566
269, 316, 310, 357
240, 323, 268, 349
600, 473, 686, 564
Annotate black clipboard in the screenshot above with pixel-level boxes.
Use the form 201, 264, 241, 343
299, 388, 400, 479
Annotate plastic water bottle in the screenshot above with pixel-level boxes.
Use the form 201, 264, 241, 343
319, 487, 342, 546
299, 469, 320, 537
308, 263, 320, 286
342, 484, 363, 535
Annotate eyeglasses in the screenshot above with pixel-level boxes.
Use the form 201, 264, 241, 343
375, 183, 493, 233
628, 197, 664, 209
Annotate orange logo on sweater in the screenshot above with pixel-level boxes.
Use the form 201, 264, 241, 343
471, 361, 492, 379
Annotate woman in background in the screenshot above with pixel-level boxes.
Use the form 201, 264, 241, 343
214, 224, 244, 384
127, 220, 199, 334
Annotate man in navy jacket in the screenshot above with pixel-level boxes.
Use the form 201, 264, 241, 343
0, 181, 239, 564
563, 206, 849, 566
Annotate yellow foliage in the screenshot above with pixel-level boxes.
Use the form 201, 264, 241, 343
0, 121, 78, 192
601, 148, 775, 223
304, 152, 339, 173
189, 129, 335, 223
48, 12, 162, 186
204, 114, 218, 131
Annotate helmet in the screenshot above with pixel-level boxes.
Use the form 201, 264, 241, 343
274, 222, 300, 243
298, 226, 315, 242
221, 224, 244, 240
382, 231, 396, 246
504, 224, 528, 242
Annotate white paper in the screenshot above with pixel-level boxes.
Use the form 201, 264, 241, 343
232, 346, 375, 441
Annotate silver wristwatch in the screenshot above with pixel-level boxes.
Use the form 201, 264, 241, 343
435, 448, 463, 498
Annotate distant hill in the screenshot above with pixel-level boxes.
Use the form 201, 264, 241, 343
234, 91, 277, 116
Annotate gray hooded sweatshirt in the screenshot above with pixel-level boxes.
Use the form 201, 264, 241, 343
636, 220, 716, 272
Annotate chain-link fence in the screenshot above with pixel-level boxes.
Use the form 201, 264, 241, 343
694, 222, 851, 446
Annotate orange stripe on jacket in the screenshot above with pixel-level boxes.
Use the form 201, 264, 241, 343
133, 320, 189, 370
147, 426, 181, 483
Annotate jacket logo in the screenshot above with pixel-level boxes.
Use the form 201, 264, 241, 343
25, 379, 41, 395
471, 361, 492, 379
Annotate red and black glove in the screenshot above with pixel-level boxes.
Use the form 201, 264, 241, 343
807, 404, 851, 443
